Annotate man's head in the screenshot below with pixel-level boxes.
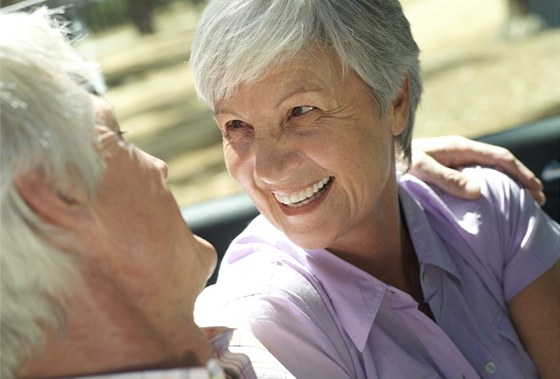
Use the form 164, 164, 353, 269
0, 9, 102, 376
1, 9, 217, 377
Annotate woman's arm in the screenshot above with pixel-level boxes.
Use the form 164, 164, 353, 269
408, 135, 545, 204
508, 260, 560, 379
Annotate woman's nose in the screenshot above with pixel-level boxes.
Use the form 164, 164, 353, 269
253, 135, 299, 184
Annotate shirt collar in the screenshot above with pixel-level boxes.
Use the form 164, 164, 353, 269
398, 175, 462, 282
63, 363, 224, 379
66, 330, 247, 379
295, 176, 463, 351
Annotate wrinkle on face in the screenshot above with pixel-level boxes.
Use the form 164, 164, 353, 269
217, 46, 401, 258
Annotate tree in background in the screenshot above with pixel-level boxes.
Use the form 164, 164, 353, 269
127, 0, 155, 35
505, 0, 546, 38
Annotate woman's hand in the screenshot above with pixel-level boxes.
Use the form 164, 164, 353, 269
406, 135, 546, 205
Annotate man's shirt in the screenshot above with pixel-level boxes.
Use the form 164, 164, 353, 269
68, 328, 294, 379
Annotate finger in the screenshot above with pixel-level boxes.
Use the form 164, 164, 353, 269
422, 138, 545, 204
468, 144, 542, 189
409, 153, 481, 200
527, 188, 547, 206
504, 159, 545, 205
459, 144, 545, 204
505, 157, 543, 192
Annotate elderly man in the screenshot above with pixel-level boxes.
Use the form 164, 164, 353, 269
0, 9, 296, 379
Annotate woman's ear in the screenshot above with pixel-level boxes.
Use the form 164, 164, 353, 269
390, 75, 411, 137
15, 171, 90, 229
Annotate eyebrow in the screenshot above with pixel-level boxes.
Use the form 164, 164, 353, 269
276, 86, 324, 108
215, 86, 325, 117
71, 74, 101, 96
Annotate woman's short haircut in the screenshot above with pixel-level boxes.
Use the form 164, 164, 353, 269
190, 0, 422, 164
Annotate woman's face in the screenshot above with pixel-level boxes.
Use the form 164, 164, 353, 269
87, 96, 217, 321
216, 50, 408, 253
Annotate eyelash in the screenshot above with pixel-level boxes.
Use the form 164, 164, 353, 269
222, 120, 250, 141
290, 106, 315, 118
225, 120, 245, 130
117, 130, 128, 140
222, 105, 316, 137
117, 130, 134, 147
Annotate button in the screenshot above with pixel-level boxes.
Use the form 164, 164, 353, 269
421, 271, 428, 283
484, 361, 496, 374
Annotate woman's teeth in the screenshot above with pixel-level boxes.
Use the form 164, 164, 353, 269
274, 177, 331, 207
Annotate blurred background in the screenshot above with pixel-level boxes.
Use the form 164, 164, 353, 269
2, 0, 559, 206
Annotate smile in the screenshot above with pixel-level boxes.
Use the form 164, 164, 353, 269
273, 177, 332, 208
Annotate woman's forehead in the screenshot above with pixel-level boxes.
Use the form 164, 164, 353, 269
216, 47, 346, 106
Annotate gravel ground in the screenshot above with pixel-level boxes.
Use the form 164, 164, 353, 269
82, 0, 560, 206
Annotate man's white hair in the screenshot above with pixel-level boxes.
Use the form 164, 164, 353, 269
0, 8, 103, 377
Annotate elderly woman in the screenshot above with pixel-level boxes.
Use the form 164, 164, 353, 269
191, 1, 560, 378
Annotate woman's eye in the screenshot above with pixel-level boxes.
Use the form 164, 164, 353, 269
116, 129, 134, 147
222, 119, 254, 142
225, 119, 246, 129
290, 106, 315, 118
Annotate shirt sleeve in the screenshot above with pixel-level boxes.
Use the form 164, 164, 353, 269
195, 253, 357, 379
475, 167, 560, 301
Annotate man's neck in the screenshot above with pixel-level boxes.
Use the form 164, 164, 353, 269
18, 283, 214, 378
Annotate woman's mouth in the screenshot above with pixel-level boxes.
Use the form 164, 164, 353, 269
273, 177, 333, 208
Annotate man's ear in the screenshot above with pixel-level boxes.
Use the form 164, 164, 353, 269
390, 74, 411, 137
15, 171, 89, 229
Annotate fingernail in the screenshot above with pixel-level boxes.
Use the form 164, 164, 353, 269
534, 177, 543, 189
465, 181, 481, 197
538, 191, 546, 206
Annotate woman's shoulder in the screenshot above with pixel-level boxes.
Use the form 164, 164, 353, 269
399, 166, 530, 220
204, 214, 320, 300
223, 215, 313, 274
234, 214, 288, 245
400, 167, 559, 299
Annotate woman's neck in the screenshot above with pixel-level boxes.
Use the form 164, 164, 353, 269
327, 194, 433, 319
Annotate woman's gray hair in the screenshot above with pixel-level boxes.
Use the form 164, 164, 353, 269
190, 0, 422, 165
0, 8, 103, 377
